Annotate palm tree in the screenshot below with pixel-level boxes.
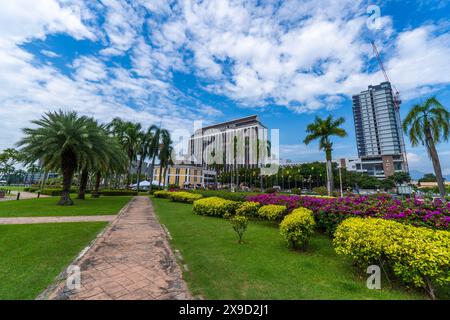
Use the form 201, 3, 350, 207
17, 110, 100, 205
403, 97, 449, 197
158, 132, 173, 188
148, 126, 169, 191
108, 119, 142, 188
77, 121, 127, 199
303, 116, 347, 196
135, 126, 157, 192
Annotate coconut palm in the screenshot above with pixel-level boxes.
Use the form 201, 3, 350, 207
403, 97, 450, 197
17, 111, 100, 205
303, 116, 347, 196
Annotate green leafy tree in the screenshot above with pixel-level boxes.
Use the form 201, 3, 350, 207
403, 97, 449, 197
303, 116, 347, 195
18, 111, 101, 205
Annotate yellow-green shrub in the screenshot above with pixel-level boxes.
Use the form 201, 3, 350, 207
333, 217, 450, 299
169, 191, 203, 203
279, 207, 315, 250
153, 190, 172, 199
230, 215, 249, 244
193, 197, 239, 217
236, 201, 260, 217
257, 204, 287, 221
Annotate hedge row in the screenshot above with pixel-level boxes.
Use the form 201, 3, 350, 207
334, 217, 450, 299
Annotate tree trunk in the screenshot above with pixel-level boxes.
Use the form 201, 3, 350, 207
149, 155, 157, 192
77, 167, 89, 200
163, 166, 169, 190
58, 152, 76, 206
136, 158, 143, 192
126, 161, 132, 189
92, 171, 101, 198
325, 148, 334, 196
158, 164, 163, 188
425, 128, 446, 198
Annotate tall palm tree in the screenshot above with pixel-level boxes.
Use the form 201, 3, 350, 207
403, 97, 449, 197
17, 110, 99, 205
303, 116, 347, 196
158, 132, 173, 188
77, 121, 127, 199
135, 126, 157, 192
108, 119, 142, 188
148, 126, 169, 191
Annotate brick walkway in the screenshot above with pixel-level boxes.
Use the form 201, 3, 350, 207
39, 196, 192, 300
0, 215, 116, 225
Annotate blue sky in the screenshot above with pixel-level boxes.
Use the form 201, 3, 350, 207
0, 0, 449, 175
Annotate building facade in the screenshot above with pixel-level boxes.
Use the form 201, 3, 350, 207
188, 115, 270, 172
152, 165, 215, 188
351, 82, 408, 178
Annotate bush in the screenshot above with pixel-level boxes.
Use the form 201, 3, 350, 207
333, 217, 450, 299
312, 186, 328, 196
99, 189, 137, 196
230, 215, 249, 244
279, 207, 315, 250
153, 190, 173, 198
257, 204, 287, 221
190, 190, 262, 202
264, 187, 277, 194
193, 197, 239, 217
39, 188, 77, 196
169, 191, 203, 203
236, 201, 260, 217
291, 188, 302, 195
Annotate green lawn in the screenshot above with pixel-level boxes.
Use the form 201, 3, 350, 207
0, 186, 25, 191
152, 197, 425, 300
0, 222, 107, 299
0, 195, 132, 217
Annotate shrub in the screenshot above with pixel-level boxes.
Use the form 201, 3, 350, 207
333, 217, 450, 299
264, 187, 277, 194
230, 215, 249, 244
39, 188, 77, 196
169, 191, 203, 203
279, 207, 315, 250
190, 190, 262, 202
291, 188, 302, 195
99, 189, 137, 196
236, 201, 260, 217
312, 186, 328, 196
193, 197, 239, 217
257, 204, 287, 221
153, 190, 173, 198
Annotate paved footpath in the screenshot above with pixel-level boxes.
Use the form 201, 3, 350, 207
39, 196, 192, 300
0, 215, 116, 224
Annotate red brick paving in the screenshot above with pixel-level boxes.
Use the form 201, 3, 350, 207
39, 196, 192, 300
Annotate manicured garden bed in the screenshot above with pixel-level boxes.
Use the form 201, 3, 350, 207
0, 195, 132, 217
151, 196, 424, 300
0, 222, 107, 299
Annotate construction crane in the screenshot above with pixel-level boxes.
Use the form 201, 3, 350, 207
371, 41, 401, 109
371, 40, 409, 172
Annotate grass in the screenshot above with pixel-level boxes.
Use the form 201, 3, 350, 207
0, 195, 132, 217
152, 197, 425, 300
0, 186, 25, 191
0, 222, 107, 299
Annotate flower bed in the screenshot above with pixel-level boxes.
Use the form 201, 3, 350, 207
247, 194, 450, 233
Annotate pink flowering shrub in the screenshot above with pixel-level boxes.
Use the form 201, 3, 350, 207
246, 194, 450, 234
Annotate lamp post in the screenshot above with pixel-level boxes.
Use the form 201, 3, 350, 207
338, 164, 343, 198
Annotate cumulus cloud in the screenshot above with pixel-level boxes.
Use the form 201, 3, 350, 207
0, 0, 449, 158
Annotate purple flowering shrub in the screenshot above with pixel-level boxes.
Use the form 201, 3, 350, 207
246, 194, 450, 234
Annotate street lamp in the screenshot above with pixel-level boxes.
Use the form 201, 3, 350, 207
338, 164, 343, 197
